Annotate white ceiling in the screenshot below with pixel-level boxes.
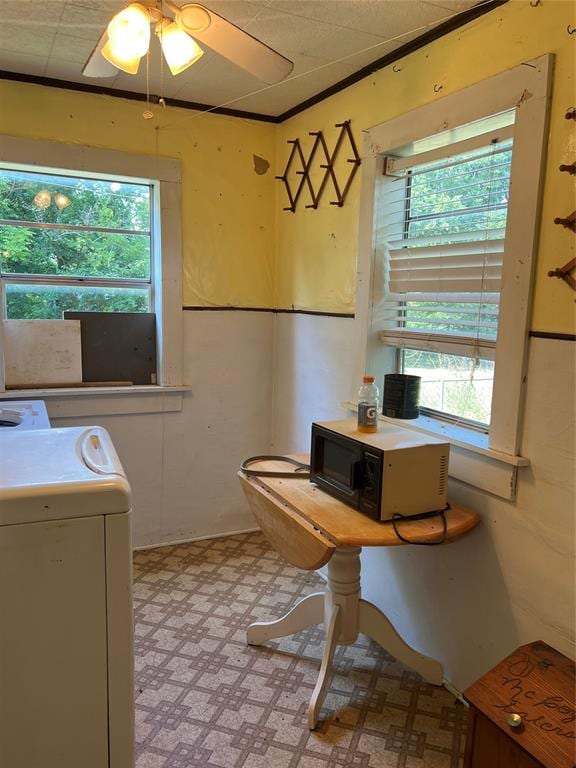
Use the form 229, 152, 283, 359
0, 0, 480, 117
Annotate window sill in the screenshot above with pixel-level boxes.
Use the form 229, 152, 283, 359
0, 385, 190, 399
343, 401, 529, 500
0, 385, 191, 419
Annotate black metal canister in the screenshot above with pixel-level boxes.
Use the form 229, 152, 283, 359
382, 374, 421, 419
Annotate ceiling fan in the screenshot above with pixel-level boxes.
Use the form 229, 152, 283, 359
82, 1, 294, 85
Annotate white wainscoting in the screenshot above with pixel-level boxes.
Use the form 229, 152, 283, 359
43, 310, 274, 548
271, 313, 357, 453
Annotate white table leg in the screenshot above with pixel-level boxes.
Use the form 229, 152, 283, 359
308, 605, 341, 730
324, 546, 361, 644
246, 545, 444, 731
358, 598, 444, 685
247, 592, 324, 646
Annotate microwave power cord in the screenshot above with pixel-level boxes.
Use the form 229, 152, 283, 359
240, 455, 311, 478
389, 506, 449, 546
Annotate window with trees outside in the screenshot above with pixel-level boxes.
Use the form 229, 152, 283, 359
0, 167, 152, 320
374, 112, 514, 430
359, 57, 550, 495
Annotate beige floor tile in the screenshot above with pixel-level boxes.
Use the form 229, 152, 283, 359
134, 532, 466, 768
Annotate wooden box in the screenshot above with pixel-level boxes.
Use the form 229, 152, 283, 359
464, 641, 575, 768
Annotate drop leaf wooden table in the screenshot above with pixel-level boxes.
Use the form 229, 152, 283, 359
238, 456, 480, 729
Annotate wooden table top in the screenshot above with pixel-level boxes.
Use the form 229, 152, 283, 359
240, 456, 480, 548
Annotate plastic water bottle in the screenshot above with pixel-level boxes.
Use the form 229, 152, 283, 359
357, 375, 379, 433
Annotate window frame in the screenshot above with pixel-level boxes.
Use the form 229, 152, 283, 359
0, 135, 183, 390
354, 55, 552, 471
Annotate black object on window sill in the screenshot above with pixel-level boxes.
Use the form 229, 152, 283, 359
382, 374, 421, 419
63, 312, 157, 386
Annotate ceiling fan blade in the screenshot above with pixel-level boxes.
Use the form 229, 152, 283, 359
174, 4, 293, 84
82, 30, 119, 78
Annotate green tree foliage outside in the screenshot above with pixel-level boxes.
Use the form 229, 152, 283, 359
395, 142, 512, 425
402, 143, 512, 339
402, 349, 494, 425
5, 284, 149, 321
0, 169, 151, 319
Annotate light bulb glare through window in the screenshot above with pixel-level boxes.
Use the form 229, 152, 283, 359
54, 193, 72, 211
33, 189, 52, 209
159, 21, 203, 75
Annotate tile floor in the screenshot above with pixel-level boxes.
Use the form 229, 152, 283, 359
134, 532, 467, 767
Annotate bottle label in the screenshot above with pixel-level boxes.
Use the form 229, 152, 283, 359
358, 402, 377, 429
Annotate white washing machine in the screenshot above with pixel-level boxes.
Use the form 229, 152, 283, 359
0, 426, 134, 768
0, 399, 50, 430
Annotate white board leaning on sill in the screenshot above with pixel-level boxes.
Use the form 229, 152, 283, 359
3, 319, 82, 388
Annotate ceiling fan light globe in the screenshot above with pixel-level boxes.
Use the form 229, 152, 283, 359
102, 40, 142, 74
107, 3, 151, 60
159, 21, 204, 75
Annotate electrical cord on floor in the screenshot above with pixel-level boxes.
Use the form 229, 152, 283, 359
388, 505, 449, 546
240, 455, 311, 478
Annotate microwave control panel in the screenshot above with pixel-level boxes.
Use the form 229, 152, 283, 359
358, 450, 382, 519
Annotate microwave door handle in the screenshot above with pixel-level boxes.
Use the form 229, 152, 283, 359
351, 459, 363, 490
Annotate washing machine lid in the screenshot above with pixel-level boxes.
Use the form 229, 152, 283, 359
0, 426, 131, 526
0, 400, 50, 430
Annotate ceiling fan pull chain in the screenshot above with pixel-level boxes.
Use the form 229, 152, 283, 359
143, 51, 154, 120
160, 11, 165, 106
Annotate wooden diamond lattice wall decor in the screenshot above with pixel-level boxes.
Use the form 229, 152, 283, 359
276, 120, 361, 213
548, 257, 576, 291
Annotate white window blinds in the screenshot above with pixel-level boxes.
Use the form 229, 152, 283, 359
376, 128, 513, 361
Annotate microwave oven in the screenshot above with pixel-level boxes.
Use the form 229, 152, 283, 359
310, 419, 450, 521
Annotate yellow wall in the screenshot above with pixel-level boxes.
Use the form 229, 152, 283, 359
0, 81, 277, 308
274, 0, 576, 334
0, 0, 574, 330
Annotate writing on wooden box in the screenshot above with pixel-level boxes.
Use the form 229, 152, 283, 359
492, 649, 574, 740
465, 641, 575, 768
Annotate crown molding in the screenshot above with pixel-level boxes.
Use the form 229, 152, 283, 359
0, 0, 508, 124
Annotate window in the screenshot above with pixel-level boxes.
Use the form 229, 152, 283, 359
0, 168, 153, 320
356, 56, 552, 475
0, 134, 183, 391
376, 118, 514, 429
